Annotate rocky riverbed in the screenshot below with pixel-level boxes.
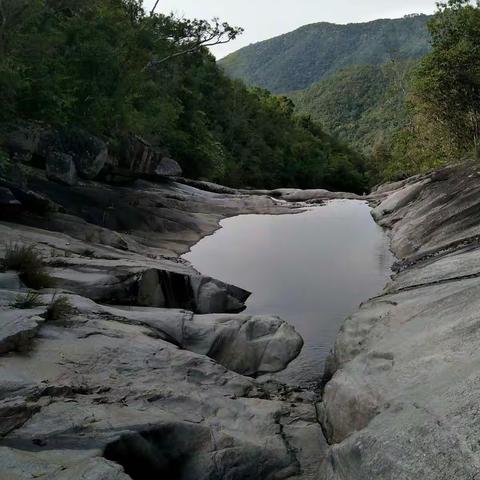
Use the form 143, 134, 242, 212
1, 125, 480, 479
0, 130, 361, 480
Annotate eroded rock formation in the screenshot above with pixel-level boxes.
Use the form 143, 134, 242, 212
0, 155, 328, 479
319, 163, 480, 479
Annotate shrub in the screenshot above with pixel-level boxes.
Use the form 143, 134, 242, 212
11, 291, 42, 309
45, 294, 74, 321
1, 243, 55, 289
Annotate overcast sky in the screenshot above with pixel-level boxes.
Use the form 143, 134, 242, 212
144, 0, 436, 58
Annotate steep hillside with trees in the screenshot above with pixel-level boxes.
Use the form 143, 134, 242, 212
289, 61, 415, 172
0, 0, 367, 192
219, 15, 431, 93
369, 0, 480, 181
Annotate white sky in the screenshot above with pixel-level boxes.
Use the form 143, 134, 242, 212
144, 0, 437, 58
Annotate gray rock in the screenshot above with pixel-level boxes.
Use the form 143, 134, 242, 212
0, 187, 21, 218
190, 275, 250, 314
0, 272, 24, 291
155, 157, 182, 177
0, 399, 40, 437
113, 134, 182, 180
46, 151, 78, 186
67, 129, 108, 179
319, 162, 480, 479
45, 263, 249, 314
7, 188, 54, 215
1, 123, 107, 181
0, 447, 131, 480
1, 122, 46, 162
0, 168, 371, 479
0, 309, 45, 355
0, 298, 325, 479
86, 303, 303, 376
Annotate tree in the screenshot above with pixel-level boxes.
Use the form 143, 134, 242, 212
144, 16, 243, 68
0, 0, 367, 193
412, 0, 480, 154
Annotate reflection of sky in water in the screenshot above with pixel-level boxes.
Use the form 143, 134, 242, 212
183, 200, 394, 387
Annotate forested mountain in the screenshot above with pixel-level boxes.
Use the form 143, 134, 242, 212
289, 61, 415, 156
289, 0, 480, 183
0, 0, 367, 193
219, 15, 431, 93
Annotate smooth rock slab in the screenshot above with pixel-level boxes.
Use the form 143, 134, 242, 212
0, 272, 24, 291
0, 309, 45, 355
0, 447, 131, 480
73, 298, 303, 376
319, 164, 480, 479
0, 309, 326, 479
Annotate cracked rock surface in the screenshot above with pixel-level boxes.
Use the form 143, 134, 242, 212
0, 173, 330, 479
319, 163, 480, 479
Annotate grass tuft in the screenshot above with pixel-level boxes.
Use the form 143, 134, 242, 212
11, 291, 42, 309
1, 243, 55, 289
46, 294, 74, 321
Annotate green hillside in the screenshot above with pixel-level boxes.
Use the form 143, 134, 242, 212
219, 15, 431, 93
0, 0, 368, 193
289, 61, 415, 155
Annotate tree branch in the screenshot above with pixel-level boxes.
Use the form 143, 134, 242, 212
150, 0, 160, 16
145, 37, 232, 68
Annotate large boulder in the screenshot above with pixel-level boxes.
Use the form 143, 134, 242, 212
90, 303, 303, 376
137, 270, 250, 314
47, 128, 108, 180
8, 187, 54, 215
0, 310, 46, 355
112, 134, 182, 180
156, 156, 182, 177
0, 122, 47, 163
1, 123, 107, 181
46, 151, 78, 186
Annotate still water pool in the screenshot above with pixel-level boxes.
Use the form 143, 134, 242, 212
183, 200, 394, 386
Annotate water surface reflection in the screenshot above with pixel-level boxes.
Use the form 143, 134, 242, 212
184, 200, 393, 386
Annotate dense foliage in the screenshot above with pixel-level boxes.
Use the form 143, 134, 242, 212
369, 0, 480, 181
219, 15, 431, 93
289, 62, 414, 155
286, 1, 480, 183
410, 0, 480, 159
0, 0, 368, 192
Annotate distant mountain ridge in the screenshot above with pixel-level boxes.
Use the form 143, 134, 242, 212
219, 15, 431, 93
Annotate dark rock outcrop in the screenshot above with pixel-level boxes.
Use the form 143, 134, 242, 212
1, 123, 108, 181
108, 134, 182, 180
1, 124, 184, 185
46, 151, 78, 186
0, 187, 21, 218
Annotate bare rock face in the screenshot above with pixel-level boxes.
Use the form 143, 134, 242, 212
0, 122, 47, 162
112, 134, 182, 180
84, 303, 303, 376
0, 290, 324, 480
155, 157, 182, 177
1, 123, 108, 181
62, 128, 108, 179
0, 176, 329, 479
319, 162, 480, 479
46, 151, 78, 186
